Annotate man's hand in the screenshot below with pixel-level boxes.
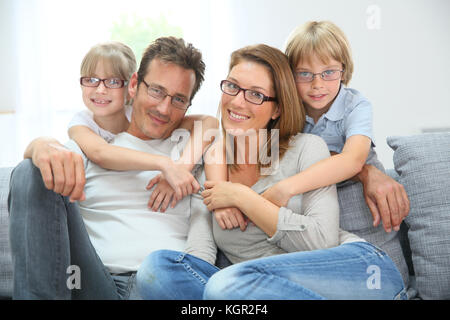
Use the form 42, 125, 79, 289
357, 165, 410, 233
146, 164, 200, 211
26, 137, 86, 202
147, 176, 178, 212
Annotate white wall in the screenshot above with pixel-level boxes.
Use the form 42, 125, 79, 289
214, 0, 450, 168
1, 0, 449, 168
0, 0, 19, 112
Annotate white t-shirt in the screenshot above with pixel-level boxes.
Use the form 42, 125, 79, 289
68, 105, 133, 142
65, 131, 216, 273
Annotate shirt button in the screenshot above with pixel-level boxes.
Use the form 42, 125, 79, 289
299, 224, 306, 231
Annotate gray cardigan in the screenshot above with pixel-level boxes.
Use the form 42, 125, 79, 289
212, 133, 363, 264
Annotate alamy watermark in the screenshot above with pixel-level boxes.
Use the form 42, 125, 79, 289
67, 265, 81, 290
366, 4, 382, 30
170, 121, 280, 175
66, 263, 382, 292
366, 265, 381, 290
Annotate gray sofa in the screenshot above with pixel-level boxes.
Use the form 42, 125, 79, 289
1, 133, 449, 300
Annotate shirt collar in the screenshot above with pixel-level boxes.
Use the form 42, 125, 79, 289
323, 84, 347, 122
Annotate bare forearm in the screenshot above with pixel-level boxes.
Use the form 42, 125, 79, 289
353, 163, 373, 183
24, 137, 63, 161
92, 144, 170, 172
235, 187, 279, 237
285, 154, 365, 196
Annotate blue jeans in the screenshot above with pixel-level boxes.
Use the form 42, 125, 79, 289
137, 242, 407, 300
8, 160, 140, 299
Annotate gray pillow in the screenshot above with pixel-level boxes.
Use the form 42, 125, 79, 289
0, 167, 13, 299
337, 151, 410, 289
387, 133, 450, 300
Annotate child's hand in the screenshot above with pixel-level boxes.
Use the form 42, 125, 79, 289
214, 207, 248, 231
146, 176, 177, 212
149, 162, 200, 202
261, 180, 293, 207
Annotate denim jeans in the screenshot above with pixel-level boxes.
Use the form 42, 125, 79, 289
137, 242, 407, 300
8, 160, 140, 300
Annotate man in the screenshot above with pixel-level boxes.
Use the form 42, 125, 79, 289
8, 37, 216, 299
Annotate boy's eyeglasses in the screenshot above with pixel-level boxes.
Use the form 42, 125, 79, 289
141, 79, 191, 110
220, 80, 277, 105
294, 70, 344, 83
80, 77, 128, 89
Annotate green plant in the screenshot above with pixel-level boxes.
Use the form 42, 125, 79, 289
110, 13, 183, 65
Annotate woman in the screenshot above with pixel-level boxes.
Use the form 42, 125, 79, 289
136, 44, 406, 300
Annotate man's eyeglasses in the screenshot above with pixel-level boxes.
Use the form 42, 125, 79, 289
220, 80, 277, 105
294, 70, 344, 83
141, 79, 191, 110
80, 77, 128, 89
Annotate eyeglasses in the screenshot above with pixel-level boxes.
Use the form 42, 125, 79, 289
294, 70, 344, 83
220, 80, 277, 105
80, 77, 128, 89
141, 79, 191, 110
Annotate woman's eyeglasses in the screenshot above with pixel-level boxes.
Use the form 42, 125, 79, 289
220, 80, 277, 105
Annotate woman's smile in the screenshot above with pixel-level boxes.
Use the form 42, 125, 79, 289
227, 109, 250, 122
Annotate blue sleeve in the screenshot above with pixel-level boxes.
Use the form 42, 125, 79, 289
343, 99, 373, 141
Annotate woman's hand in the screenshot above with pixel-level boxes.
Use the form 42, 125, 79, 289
201, 181, 244, 211
214, 207, 248, 231
261, 180, 293, 207
146, 176, 178, 212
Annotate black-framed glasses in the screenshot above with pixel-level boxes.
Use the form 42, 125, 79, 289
80, 77, 128, 89
220, 80, 277, 105
294, 70, 344, 83
141, 79, 191, 110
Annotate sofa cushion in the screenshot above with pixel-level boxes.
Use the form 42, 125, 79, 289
386, 169, 415, 277
388, 133, 450, 300
0, 167, 13, 298
337, 152, 410, 289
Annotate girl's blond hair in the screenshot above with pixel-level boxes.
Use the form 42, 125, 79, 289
285, 21, 354, 85
80, 41, 136, 82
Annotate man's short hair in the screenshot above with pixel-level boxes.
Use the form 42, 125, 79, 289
137, 37, 205, 102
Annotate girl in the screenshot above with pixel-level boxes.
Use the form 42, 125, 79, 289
68, 41, 224, 208
261, 21, 408, 232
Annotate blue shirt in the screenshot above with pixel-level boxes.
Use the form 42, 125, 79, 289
303, 85, 374, 154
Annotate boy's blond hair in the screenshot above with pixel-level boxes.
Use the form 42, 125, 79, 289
80, 41, 136, 82
285, 21, 354, 85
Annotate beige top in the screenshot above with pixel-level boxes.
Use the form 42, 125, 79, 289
213, 133, 364, 264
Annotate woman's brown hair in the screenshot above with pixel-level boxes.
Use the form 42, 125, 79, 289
225, 44, 305, 173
